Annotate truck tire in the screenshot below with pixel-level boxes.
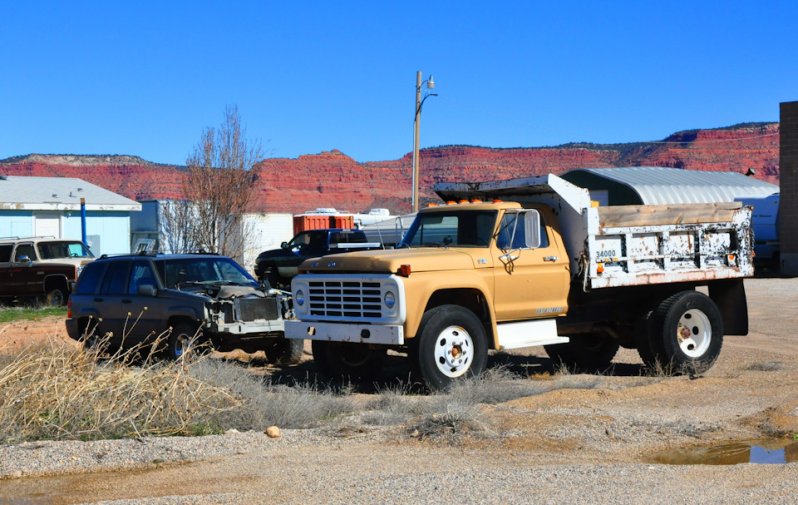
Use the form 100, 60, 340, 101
544, 334, 619, 372
44, 286, 67, 306
167, 322, 204, 361
412, 305, 488, 391
639, 291, 723, 374
265, 339, 305, 365
311, 341, 386, 381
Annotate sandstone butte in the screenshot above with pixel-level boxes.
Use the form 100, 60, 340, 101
0, 122, 779, 215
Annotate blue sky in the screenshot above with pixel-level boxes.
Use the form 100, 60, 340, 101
1, 1, 795, 165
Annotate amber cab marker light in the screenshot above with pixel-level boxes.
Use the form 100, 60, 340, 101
458, 199, 469, 204
491, 199, 503, 203
398, 264, 412, 277
446, 200, 456, 205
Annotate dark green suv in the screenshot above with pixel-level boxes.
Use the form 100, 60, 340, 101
65, 253, 302, 362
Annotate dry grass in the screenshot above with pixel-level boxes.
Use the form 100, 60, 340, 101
0, 336, 354, 444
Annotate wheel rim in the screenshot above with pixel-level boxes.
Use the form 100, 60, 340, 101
676, 309, 711, 358
48, 290, 64, 306
174, 334, 190, 358
433, 325, 473, 378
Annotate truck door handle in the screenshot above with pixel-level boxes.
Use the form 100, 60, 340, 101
544, 256, 558, 262
121, 299, 132, 304
94, 298, 104, 302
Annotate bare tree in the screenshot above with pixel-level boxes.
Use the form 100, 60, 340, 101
162, 106, 262, 263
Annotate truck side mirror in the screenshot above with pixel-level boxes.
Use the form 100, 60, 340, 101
17, 255, 31, 263
281, 242, 289, 249
137, 284, 158, 297
524, 210, 541, 249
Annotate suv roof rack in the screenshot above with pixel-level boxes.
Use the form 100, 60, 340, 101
0, 235, 57, 241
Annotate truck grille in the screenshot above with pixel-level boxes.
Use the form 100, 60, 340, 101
308, 280, 383, 318
236, 297, 280, 321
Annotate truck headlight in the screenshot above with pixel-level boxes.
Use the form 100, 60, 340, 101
384, 290, 396, 309
295, 289, 305, 306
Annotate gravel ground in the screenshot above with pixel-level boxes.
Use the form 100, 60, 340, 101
0, 278, 797, 504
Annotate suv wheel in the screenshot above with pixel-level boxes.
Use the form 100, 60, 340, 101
168, 322, 203, 361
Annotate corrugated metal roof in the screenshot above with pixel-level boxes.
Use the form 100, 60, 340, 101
565, 167, 778, 204
0, 176, 140, 211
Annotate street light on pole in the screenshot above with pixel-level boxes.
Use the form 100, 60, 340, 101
412, 70, 437, 213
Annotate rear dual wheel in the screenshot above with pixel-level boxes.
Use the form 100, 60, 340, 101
544, 333, 619, 371
636, 291, 723, 374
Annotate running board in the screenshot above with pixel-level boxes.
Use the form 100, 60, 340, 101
496, 319, 569, 350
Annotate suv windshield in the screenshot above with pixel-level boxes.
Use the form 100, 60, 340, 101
399, 210, 497, 248
156, 257, 258, 289
37, 241, 94, 259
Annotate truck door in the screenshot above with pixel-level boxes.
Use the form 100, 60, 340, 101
492, 209, 570, 321
10, 242, 38, 296
0, 244, 13, 297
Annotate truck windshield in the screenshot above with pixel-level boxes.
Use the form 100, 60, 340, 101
37, 241, 94, 259
399, 210, 497, 248
157, 257, 258, 289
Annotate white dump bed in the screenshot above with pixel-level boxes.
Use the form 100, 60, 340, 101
435, 174, 754, 291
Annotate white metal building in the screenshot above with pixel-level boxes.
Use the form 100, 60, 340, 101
131, 200, 294, 273
0, 175, 141, 256
561, 167, 778, 206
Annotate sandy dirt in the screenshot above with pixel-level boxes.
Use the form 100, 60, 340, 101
0, 278, 797, 504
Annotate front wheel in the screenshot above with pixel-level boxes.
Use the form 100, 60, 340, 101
638, 291, 723, 374
167, 322, 204, 361
412, 305, 488, 391
311, 341, 387, 381
264, 339, 305, 365
43, 286, 67, 306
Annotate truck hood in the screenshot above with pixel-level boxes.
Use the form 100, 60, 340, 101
300, 248, 480, 274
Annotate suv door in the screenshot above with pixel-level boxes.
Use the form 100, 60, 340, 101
124, 260, 167, 344
94, 260, 132, 347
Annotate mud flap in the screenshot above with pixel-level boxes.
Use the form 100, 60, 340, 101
708, 278, 748, 336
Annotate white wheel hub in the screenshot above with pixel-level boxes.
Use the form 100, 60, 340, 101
434, 325, 473, 378
676, 309, 711, 358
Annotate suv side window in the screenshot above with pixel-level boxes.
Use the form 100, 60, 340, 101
14, 244, 36, 262
0, 245, 12, 262
99, 261, 131, 295
75, 262, 107, 295
128, 261, 158, 295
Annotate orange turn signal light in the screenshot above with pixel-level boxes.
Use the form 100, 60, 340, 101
398, 264, 412, 277
597, 262, 605, 274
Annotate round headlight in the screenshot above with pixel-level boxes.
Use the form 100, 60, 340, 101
295, 289, 305, 306
384, 291, 396, 309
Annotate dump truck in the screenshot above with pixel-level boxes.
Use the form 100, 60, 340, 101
284, 174, 753, 389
